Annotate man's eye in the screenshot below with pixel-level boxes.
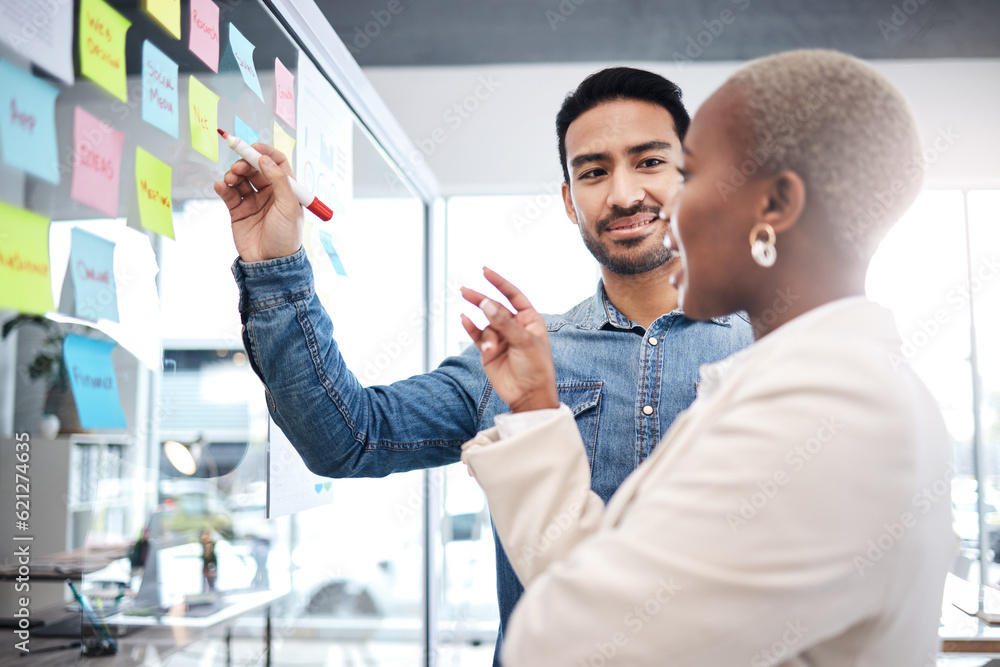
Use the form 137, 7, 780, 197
578, 168, 606, 180
638, 158, 664, 168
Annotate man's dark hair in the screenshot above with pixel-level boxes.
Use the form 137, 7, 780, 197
556, 67, 691, 184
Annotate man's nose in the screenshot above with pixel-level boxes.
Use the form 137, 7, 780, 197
606, 169, 644, 210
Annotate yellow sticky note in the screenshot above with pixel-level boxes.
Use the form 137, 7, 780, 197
135, 147, 174, 238
79, 0, 131, 102
189, 76, 219, 162
0, 201, 54, 315
273, 121, 295, 161
142, 0, 181, 40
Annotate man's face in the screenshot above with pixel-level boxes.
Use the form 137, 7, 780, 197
562, 99, 682, 275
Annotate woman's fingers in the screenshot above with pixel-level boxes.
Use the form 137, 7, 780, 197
483, 267, 535, 313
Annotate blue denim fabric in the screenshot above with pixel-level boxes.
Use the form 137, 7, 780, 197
233, 248, 753, 662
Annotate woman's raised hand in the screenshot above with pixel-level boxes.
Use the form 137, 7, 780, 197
460, 268, 559, 413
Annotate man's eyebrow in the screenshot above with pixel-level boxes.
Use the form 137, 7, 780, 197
628, 140, 673, 155
570, 151, 610, 169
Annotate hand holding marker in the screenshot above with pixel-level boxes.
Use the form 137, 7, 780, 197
218, 128, 333, 221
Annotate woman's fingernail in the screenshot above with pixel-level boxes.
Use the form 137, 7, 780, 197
480, 299, 497, 317
481, 341, 495, 354
658, 208, 668, 220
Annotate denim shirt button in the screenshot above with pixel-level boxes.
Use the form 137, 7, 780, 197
648, 336, 659, 346
642, 405, 654, 415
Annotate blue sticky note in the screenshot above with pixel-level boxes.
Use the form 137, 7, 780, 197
70, 228, 119, 323
63, 334, 127, 430
141, 40, 179, 138
0, 60, 60, 183
234, 116, 258, 146
227, 23, 263, 102
318, 230, 347, 276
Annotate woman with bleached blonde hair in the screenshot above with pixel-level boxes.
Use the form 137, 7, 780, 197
459, 50, 955, 666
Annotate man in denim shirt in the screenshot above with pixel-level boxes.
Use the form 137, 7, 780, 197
215, 67, 752, 661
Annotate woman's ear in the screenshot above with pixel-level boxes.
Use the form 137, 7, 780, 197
562, 182, 579, 226
760, 170, 806, 234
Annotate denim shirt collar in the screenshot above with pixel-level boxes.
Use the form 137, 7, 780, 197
573, 279, 733, 331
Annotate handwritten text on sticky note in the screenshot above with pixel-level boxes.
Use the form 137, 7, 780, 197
189, 75, 220, 162
135, 146, 174, 238
79, 0, 131, 101
275, 58, 295, 129
0, 200, 54, 315
188, 0, 220, 72
0, 60, 60, 183
70, 107, 125, 217
142, 40, 179, 138
63, 334, 127, 430
227, 22, 263, 102
70, 227, 119, 322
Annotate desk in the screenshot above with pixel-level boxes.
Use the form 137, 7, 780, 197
941, 573, 1000, 654
0, 545, 130, 580
2, 589, 285, 667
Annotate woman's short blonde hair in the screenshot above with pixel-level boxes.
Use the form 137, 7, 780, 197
726, 50, 923, 261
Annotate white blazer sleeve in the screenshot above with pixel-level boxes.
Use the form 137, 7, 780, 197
464, 340, 951, 667
461, 405, 608, 585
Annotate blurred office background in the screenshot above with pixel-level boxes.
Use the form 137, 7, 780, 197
0, 1, 998, 666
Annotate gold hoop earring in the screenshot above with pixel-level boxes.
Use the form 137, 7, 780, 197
749, 222, 777, 268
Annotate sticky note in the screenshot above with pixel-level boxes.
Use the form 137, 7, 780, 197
63, 334, 127, 430
274, 58, 295, 129
234, 116, 258, 146
79, 0, 131, 102
0, 0, 75, 84
318, 230, 347, 276
70, 107, 125, 217
142, 0, 181, 39
70, 228, 119, 322
141, 41, 179, 138
0, 60, 60, 184
0, 201, 53, 315
189, 76, 220, 162
226, 23, 263, 102
273, 121, 295, 161
188, 0, 220, 72
135, 147, 174, 238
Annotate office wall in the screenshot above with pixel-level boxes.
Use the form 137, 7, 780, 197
364, 59, 1000, 196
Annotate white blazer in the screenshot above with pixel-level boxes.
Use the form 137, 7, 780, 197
462, 298, 956, 666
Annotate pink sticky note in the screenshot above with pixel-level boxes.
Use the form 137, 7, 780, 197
70, 107, 125, 217
188, 0, 220, 72
274, 58, 295, 129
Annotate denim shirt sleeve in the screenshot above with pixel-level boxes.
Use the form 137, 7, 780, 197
232, 248, 486, 478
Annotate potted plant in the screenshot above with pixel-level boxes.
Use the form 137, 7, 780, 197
2, 314, 83, 435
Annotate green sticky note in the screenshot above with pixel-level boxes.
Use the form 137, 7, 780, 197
189, 76, 219, 162
135, 147, 174, 238
0, 201, 54, 315
142, 0, 181, 40
79, 0, 132, 102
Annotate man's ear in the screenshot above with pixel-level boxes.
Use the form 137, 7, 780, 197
562, 182, 578, 225
759, 170, 806, 235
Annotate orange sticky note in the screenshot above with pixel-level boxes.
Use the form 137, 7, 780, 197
79, 0, 131, 101
188, 76, 219, 162
274, 58, 295, 129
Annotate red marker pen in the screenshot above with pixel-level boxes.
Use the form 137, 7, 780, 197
218, 128, 333, 221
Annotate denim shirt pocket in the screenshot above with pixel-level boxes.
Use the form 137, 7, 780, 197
556, 380, 603, 471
